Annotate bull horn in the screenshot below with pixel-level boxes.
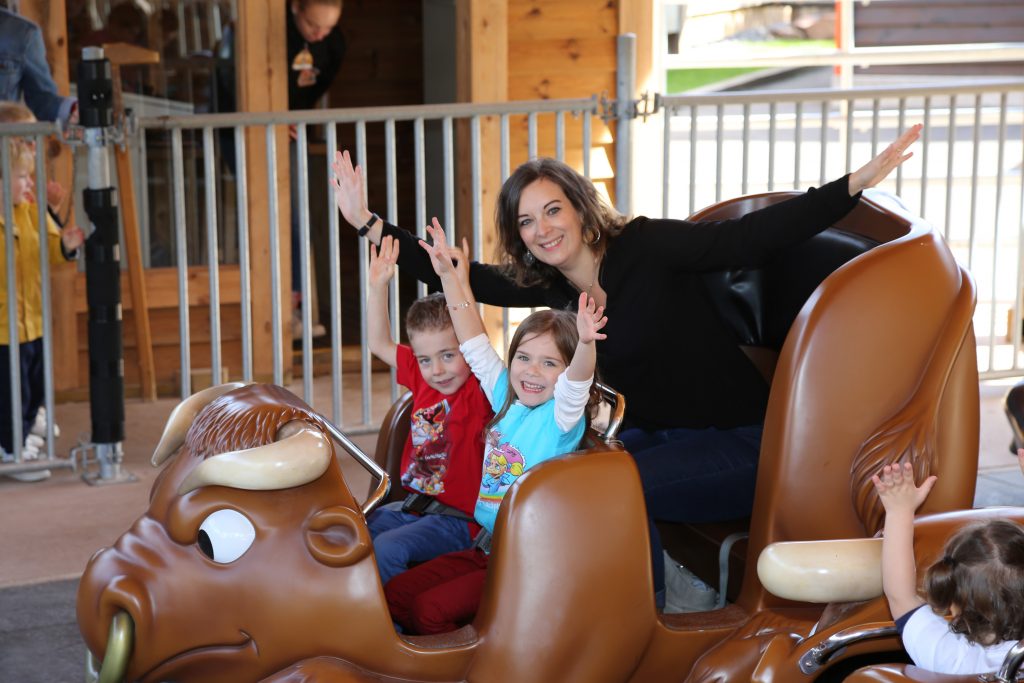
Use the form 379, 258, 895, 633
178, 424, 331, 495
151, 382, 251, 466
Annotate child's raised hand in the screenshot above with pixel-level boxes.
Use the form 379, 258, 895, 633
449, 237, 473, 296
1018, 448, 1024, 477
418, 218, 457, 277
576, 292, 608, 344
368, 235, 398, 290
61, 224, 85, 252
872, 462, 936, 515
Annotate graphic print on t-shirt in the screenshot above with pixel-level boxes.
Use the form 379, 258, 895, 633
402, 400, 451, 495
477, 431, 526, 503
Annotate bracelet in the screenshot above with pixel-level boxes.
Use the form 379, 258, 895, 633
447, 301, 471, 311
357, 213, 379, 237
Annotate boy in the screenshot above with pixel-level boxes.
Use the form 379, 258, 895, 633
0, 111, 84, 482
364, 235, 491, 585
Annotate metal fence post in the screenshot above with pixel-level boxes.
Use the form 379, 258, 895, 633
615, 33, 637, 216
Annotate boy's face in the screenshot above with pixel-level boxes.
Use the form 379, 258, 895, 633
408, 326, 472, 396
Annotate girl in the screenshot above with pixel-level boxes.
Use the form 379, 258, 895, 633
383, 220, 606, 634
873, 462, 1024, 674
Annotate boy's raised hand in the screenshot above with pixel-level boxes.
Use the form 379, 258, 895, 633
576, 292, 608, 344
368, 235, 399, 291
872, 462, 937, 515
418, 218, 457, 277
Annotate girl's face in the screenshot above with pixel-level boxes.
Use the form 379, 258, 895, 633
291, 1, 341, 43
517, 178, 585, 271
1, 169, 33, 208
509, 331, 568, 407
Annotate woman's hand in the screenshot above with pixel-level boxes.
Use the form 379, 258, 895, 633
330, 150, 375, 234
368, 235, 398, 291
848, 124, 923, 196
576, 292, 608, 345
419, 218, 457, 277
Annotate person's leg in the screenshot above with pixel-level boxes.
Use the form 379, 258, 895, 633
0, 344, 13, 454
22, 339, 44, 439
385, 548, 486, 633
407, 552, 488, 635
371, 512, 473, 585
624, 425, 763, 598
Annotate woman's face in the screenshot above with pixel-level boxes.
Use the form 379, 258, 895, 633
517, 178, 586, 271
292, 2, 341, 43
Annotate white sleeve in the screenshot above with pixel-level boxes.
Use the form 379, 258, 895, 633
459, 334, 505, 404
553, 372, 593, 433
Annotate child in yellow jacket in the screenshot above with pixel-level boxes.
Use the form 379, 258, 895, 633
1, 103, 83, 480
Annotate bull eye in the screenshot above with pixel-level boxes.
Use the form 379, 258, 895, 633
197, 509, 256, 563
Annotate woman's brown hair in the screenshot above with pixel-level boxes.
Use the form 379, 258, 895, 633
494, 158, 626, 287
486, 308, 601, 434
924, 519, 1024, 645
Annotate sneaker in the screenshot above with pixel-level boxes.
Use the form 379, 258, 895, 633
30, 406, 59, 438
24, 434, 45, 454
663, 552, 719, 613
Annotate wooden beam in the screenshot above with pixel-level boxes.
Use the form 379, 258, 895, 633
456, 0, 507, 341
20, 0, 78, 393
237, 0, 291, 383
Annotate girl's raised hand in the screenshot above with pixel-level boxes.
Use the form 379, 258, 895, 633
576, 292, 608, 344
848, 124, 922, 195
368, 235, 399, 291
330, 150, 371, 230
871, 461, 937, 514
418, 218, 457, 276
449, 237, 473, 297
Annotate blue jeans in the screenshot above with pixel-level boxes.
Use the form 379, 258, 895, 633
367, 501, 474, 586
620, 424, 763, 599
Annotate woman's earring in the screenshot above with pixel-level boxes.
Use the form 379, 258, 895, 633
586, 226, 602, 245
523, 251, 536, 266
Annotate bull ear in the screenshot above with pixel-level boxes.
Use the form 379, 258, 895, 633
305, 506, 372, 568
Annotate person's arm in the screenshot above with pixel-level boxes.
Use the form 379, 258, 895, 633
871, 462, 937, 620
550, 292, 605, 432
330, 149, 552, 308
366, 236, 399, 368
20, 21, 75, 125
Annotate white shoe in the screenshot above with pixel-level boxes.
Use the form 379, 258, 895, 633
30, 406, 59, 438
21, 441, 41, 461
24, 434, 45, 452
663, 552, 719, 614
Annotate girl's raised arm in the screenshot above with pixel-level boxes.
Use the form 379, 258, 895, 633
419, 219, 486, 345
566, 292, 606, 382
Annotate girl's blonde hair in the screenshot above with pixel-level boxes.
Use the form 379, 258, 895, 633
486, 308, 601, 433
0, 102, 38, 176
924, 519, 1024, 645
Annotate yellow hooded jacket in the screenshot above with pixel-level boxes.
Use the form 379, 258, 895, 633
0, 202, 66, 345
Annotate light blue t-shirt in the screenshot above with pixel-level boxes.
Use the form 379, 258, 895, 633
473, 368, 587, 534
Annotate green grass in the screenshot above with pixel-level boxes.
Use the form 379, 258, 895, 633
666, 39, 836, 93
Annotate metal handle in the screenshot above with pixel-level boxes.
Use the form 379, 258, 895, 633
594, 381, 626, 441
85, 611, 133, 683
981, 639, 1024, 682
319, 418, 390, 516
798, 622, 897, 674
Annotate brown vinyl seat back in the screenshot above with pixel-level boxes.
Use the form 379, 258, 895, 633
370, 391, 414, 505
696, 190, 979, 612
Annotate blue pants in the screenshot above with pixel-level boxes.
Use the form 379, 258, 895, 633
620, 424, 763, 599
0, 339, 44, 454
367, 501, 474, 586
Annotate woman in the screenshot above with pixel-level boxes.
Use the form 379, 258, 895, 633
331, 124, 922, 602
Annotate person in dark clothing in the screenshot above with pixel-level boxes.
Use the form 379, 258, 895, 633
287, 0, 346, 111
330, 124, 923, 606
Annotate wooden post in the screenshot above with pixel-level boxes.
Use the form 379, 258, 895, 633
103, 42, 161, 401
236, 0, 291, 383
456, 0, 507, 345
20, 0, 78, 392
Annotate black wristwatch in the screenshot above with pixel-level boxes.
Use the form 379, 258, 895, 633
357, 213, 380, 237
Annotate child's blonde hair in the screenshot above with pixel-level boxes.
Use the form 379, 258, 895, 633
0, 102, 37, 176
924, 519, 1024, 645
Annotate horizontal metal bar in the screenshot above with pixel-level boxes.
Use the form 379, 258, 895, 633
0, 121, 60, 136
138, 97, 599, 130
666, 43, 1024, 70
661, 78, 1024, 108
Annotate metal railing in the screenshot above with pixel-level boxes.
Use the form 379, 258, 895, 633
659, 78, 1024, 377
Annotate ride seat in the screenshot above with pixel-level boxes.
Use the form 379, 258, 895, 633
660, 190, 980, 609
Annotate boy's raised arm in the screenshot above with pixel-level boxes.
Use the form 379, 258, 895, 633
366, 236, 399, 368
871, 462, 936, 620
